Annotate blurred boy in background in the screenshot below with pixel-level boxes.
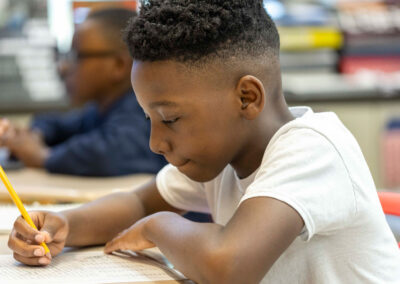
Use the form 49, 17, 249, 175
0, 8, 166, 176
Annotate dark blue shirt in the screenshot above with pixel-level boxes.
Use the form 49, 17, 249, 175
31, 91, 166, 176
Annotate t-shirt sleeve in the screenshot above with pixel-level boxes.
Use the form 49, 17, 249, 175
240, 128, 357, 241
156, 164, 210, 213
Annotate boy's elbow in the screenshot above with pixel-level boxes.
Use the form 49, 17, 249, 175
197, 246, 259, 284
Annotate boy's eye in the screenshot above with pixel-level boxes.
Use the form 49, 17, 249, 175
162, 117, 180, 124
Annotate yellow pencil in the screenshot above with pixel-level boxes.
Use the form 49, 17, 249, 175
0, 165, 50, 254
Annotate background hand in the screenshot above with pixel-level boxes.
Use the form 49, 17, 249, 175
0, 119, 15, 147
3, 129, 49, 167
8, 211, 69, 266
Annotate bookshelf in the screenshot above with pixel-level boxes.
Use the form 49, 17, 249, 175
275, 0, 400, 189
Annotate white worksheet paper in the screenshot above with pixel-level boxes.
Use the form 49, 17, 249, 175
0, 203, 80, 233
0, 250, 186, 283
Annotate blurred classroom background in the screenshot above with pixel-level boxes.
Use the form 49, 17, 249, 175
0, 0, 399, 190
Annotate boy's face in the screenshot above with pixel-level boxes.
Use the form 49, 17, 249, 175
59, 20, 118, 105
132, 61, 246, 182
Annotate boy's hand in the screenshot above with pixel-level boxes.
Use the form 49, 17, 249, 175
0, 118, 10, 136
8, 211, 69, 266
0, 119, 15, 146
3, 129, 49, 167
104, 214, 156, 254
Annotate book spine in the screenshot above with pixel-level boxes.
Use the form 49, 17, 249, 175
279, 27, 343, 51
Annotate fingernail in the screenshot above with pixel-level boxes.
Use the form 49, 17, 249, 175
34, 248, 44, 256
46, 252, 52, 260
35, 234, 44, 243
38, 257, 50, 265
42, 231, 50, 241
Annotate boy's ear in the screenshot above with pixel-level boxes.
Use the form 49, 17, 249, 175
236, 75, 265, 120
111, 53, 133, 82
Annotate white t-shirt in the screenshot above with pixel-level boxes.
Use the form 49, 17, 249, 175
156, 106, 400, 283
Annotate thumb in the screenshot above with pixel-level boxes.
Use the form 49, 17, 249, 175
34, 229, 52, 244
36, 221, 60, 244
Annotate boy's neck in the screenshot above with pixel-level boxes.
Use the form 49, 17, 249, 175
97, 82, 132, 113
233, 101, 294, 179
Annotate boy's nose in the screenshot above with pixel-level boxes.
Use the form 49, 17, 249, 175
149, 129, 171, 155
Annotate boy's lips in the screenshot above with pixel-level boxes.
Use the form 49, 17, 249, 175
167, 158, 190, 167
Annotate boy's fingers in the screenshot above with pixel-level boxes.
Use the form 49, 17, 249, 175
13, 213, 55, 244
0, 118, 10, 132
0, 118, 9, 124
40, 220, 64, 243
8, 231, 45, 258
13, 217, 40, 241
13, 252, 51, 266
39, 231, 52, 243
104, 229, 132, 253
104, 236, 122, 253
0, 119, 10, 144
0, 120, 12, 136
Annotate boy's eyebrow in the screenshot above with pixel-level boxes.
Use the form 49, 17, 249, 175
149, 101, 179, 109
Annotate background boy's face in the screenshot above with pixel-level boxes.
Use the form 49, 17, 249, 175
132, 60, 246, 182
58, 20, 118, 105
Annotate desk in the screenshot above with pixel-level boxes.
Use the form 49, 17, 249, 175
0, 168, 154, 203
0, 235, 194, 284
0, 235, 10, 254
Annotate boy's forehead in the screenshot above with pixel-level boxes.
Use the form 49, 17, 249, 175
131, 61, 187, 106
131, 60, 232, 110
73, 20, 111, 50
132, 60, 190, 78
131, 61, 198, 94
131, 60, 236, 92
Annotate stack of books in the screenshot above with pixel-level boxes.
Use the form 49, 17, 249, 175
337, 0, 400, 76
273, 2, 343, 74
279, 26, 342, 73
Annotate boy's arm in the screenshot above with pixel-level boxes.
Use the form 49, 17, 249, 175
0, 118, 50, 167
42, 111, 164, 176
31, 111, 85, 146
7, 178, 180, 266
64, 179, 182, 247
105, 196, 303, 284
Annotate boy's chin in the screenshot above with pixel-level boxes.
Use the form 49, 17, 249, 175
178, 167, 222, 183
68, 93, 90, 107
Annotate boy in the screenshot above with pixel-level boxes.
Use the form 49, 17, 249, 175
0, 8, 166, 176
6, 1, 400, 283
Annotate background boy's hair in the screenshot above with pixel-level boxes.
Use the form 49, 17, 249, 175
87, 7, 138, 50
123, 0, 280, 63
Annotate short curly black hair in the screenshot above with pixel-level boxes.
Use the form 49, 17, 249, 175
124, 0, 280, 63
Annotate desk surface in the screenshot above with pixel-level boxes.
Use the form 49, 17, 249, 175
0, 235, 193, 284
0, 168, 154, 203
